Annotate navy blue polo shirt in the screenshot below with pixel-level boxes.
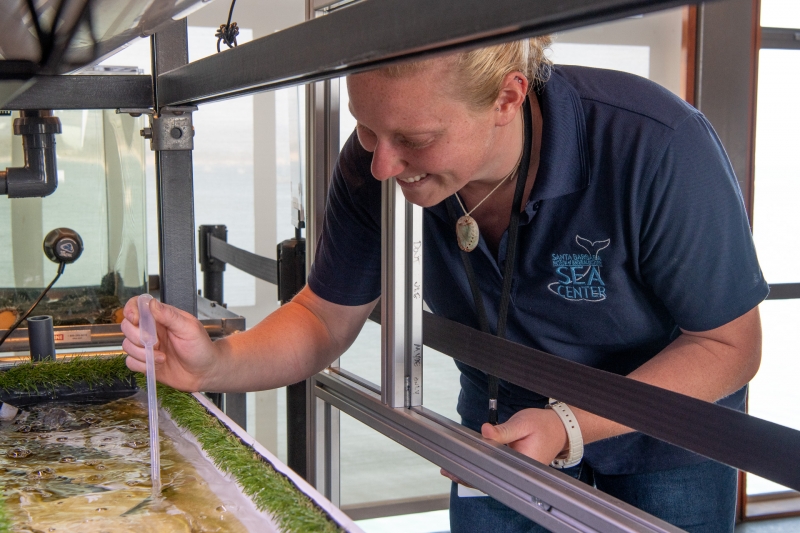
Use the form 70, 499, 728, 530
308, 65, 768, 475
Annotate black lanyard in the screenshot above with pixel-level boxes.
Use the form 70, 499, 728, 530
445, 97, 533, 425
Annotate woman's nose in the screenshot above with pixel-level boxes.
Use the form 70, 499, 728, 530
371, 141, 407, 181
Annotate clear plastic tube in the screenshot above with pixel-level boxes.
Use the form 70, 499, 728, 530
137, 293, 161, 499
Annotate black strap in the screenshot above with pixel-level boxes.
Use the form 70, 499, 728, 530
423, 310, 800, 492
208, 234, 278, 285
365, 303, 800, 490
447, 97, 533, 425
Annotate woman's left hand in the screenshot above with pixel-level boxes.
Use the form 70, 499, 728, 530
481, 407, 569, 466
439, 407, 570, 487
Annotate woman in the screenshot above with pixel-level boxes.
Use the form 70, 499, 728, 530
122, 37, 767, 532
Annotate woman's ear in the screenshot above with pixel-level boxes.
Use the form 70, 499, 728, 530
494, 71, 528, 125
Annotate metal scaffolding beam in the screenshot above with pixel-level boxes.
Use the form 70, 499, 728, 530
157, 0, 695, 106
316, 371, 682, 533
1, 75, 152, 110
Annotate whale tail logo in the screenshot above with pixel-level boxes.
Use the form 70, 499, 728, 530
575, 236, 610, 259
548, 235, 610, 302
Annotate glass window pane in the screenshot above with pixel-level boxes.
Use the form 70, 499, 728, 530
340, 412, 450, 511
747, 300, 800, 496
340, 77, 357, 149
97, 37, 151, 74
550, 7, 686, 99
761, 0, 800, 29
421, 348, 462, 423
339, 320, 381, 385
187, 27, 257, 307
752, 49, 800, 284
549, 43, 650, 78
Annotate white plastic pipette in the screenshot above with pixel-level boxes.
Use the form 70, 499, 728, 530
138, 293, 161, 499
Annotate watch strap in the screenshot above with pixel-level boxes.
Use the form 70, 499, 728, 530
545, 400, 584, 469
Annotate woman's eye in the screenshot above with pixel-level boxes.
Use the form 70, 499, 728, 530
402, 138, 432, 149
356, 125, 377, 149
356, 124, 374, 138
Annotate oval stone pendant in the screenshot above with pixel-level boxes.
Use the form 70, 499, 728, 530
456, 215, 480, 252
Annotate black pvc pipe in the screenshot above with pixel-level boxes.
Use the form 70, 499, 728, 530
27, 315, 55, 362
2, 110, 61, 198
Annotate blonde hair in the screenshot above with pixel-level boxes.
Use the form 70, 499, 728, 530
379, 37, 552, 110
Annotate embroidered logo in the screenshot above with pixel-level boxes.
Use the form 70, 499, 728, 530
548, 235, 610, 302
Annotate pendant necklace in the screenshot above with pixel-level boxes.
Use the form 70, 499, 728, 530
454, 117, 525, 253
446, 95, 533, 426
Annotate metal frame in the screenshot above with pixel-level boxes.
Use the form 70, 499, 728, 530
739, 7, 800, 523
302, 0, 343, 500
381, 180, 423, 409
316, 370, 681, 533
5, 0, 786, 529
1, 75, 152, 110
151, 19, 198, 316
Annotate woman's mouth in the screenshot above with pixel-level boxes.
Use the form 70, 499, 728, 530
398, 173, 427, 184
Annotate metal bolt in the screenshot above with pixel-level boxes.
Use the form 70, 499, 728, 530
531, 497, 552, 511
140, 128, 152, 139
170, 127, 183, 139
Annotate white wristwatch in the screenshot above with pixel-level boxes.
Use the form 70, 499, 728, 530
545, 399, 584, 469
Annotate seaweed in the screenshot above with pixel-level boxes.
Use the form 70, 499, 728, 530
0, 354, 135, 396
139, 374, 343, 533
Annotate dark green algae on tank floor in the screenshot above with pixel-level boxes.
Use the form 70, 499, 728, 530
0, 356, 343, 533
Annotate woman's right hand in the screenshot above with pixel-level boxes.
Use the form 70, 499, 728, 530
120, 295, 219, 392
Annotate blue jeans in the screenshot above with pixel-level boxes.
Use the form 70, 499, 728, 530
449, 459, 737, 533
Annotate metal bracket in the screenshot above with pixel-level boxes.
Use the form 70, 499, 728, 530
117, 105, 197, 151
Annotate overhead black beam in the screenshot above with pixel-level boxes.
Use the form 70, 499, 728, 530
159, 0, 698, 106
2, 75, 153, 110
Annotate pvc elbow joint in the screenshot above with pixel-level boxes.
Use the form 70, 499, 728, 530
1, 110, 62, 198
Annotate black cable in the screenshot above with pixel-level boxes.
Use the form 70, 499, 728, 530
0, 262, 66, 348
215, 0, 239, 52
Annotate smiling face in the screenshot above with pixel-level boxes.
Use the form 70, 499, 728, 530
346, 59, 524, 208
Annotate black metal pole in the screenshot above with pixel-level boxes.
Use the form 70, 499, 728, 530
287, 379, 308, 480
152, 19, 197, 316
198, 224, 227, 305
224, 391, 248, 430
279, 235, 308, 480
